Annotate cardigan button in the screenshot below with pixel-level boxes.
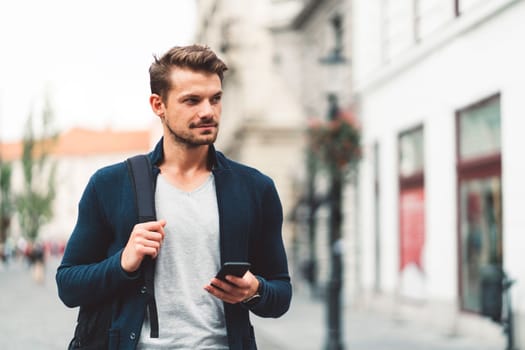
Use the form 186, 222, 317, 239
140, 286, 147, 294
130, 332, 136, 340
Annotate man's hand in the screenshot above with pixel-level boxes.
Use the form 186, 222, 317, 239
204, 270, 259, 304
121, 219, 166, 273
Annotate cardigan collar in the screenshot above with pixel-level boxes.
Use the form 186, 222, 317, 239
148, 137, 227, 171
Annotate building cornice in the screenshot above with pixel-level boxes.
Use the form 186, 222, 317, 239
354, 0, 521, 94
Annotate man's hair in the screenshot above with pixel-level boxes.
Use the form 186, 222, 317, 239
149, 44, 228, 102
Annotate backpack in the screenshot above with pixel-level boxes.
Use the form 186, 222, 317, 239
68, 155, 159, 349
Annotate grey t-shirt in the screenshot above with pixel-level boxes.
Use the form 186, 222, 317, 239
137, 173, 228, 349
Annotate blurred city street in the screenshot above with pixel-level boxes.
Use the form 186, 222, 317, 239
0, 256, 504, 350
2, 0, 524, 348
0, 256, 77, 349
253, 290, 505, 350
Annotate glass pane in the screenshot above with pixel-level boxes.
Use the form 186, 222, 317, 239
399, 127, 424, 176
460, 176, 502, 312
399, 187, 425, 299
459, 97, 501, 159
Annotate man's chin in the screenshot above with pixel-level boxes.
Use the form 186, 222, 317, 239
190, 135, 218, 146
165, 127, 218, 146
198, 132, 218, 144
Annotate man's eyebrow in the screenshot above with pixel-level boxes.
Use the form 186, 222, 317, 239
179, 93, 200, 100
179, 90, 222, 99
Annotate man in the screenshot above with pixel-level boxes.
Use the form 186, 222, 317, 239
56, 44, 292, 350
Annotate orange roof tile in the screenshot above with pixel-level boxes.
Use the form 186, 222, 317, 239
0, 142, 22, 161
0, 127, 152, 161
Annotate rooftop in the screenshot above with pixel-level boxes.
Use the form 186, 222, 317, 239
0, 127, 152, 161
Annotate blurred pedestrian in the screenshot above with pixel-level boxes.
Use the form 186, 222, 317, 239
56, 44, 291, 350
30, 241, 45, 284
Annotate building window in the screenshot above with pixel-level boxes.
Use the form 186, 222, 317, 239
400, 125, 424, 178
398, 125, 425, 299
381, 0, 453, 61
457, 94, 502, 314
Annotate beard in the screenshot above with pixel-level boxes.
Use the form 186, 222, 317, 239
165, 118, 219, 147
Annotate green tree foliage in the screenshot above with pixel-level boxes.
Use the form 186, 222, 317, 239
16, 97, 58, 242
0, 161, 13, 244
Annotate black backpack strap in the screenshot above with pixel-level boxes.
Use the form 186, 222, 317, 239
126, 155, 159, 338
127, 155, 156, 222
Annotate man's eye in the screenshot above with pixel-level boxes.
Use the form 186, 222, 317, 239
211, 95, 222, 104
185, 98, 199, 105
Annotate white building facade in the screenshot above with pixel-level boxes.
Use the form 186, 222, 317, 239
194, 0, 307, 252
353, 0, 525, 346
272, 0, 361, 306
194, 1, 363, 306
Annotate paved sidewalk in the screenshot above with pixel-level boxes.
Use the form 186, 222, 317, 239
0, 256, 77, 349
252, 289, 506, 350
0, 257, 507, 350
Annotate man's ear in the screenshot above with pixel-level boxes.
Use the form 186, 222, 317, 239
149, 94, 164, 117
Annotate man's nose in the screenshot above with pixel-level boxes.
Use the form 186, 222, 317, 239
198, 100, 214, 118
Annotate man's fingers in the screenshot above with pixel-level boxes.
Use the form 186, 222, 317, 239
225, 275, 250, 288
132, 233, 163, 258
136, 245, 160, 258
210, 278, 233, 292
205, 283, 238, 304
137, 236, 161, 249
122, 220, 166, 273
140, 230, 164, 243
136, 220, 166, 237
133, 222, 165, 242
205, 278, 250, 304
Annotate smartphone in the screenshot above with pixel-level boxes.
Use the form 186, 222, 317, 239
215, 262, 251, 282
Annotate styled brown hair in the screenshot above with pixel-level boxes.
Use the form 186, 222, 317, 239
149, 44, 228, 102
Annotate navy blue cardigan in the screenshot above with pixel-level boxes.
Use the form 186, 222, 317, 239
56, 139, 292, 350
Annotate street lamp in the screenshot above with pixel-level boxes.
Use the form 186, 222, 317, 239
307, 77, 360, 350
319, 13, 348, 350
323, 93, 345, 350
306, 142, 319, 294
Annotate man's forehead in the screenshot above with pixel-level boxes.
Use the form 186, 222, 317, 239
169, 66, 220, 80
170, 67, 220, 86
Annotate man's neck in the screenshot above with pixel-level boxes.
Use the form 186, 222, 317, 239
159, 138, 212, 191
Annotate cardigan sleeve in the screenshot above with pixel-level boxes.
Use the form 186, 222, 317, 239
56, 174, 139, 308
249, 179, 292, 317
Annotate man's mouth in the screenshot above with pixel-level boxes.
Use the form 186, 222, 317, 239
191, 122, 218, 129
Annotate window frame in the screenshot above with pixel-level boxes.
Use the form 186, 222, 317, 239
398, 124, 426, 283
455, 93, 502, 178
455, 92, 502, 313
399, 124, 425, 189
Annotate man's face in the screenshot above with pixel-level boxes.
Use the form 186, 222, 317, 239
159, 67, 222, 147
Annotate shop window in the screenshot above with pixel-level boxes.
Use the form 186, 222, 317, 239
400, 125, 424, 177
457, 94, 502, 314
398, 125, 425, 299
